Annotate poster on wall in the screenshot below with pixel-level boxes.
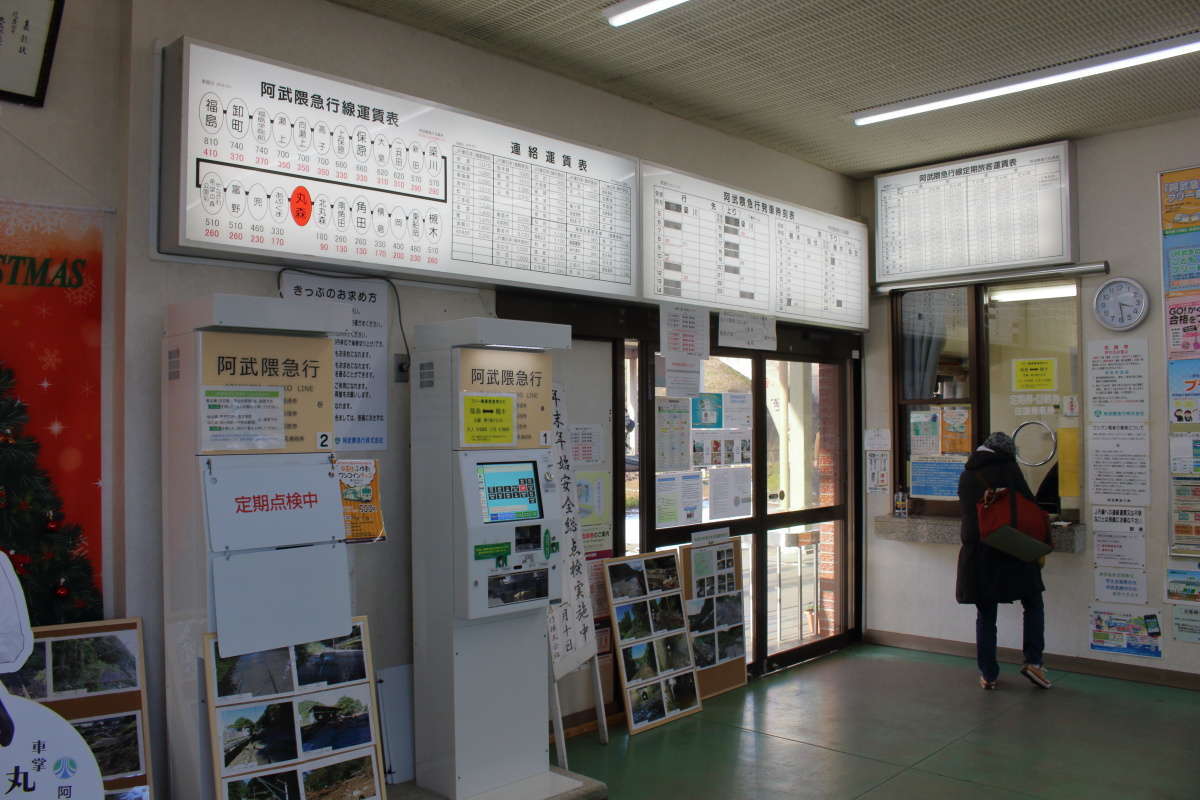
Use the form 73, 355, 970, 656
1087, 423, 1150, 506
1091, 504, 1145, 570
1160, 167, 1200, 293
1170, 478, 1200, 558
1089, 606, 1163, 658
281, 272, 388, 450
161, 39, 637, 301
1086, 339, 1148, 421
0, 201, 105, 624
1172, 604, 1200, 643
1094, 568, 1147, 605
1166, 292, 1200, 358
1167, 359, 1200, 424
1165, 563, 1200, 605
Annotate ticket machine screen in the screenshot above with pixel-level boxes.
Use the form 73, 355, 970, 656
477, 461, 543, 523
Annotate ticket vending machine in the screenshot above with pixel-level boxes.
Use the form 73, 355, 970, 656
412, 317, 573, 800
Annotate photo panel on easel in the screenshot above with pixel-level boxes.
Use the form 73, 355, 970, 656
205, 616, 385, 798
604, 551, 703, 734
680, 538, 749, 698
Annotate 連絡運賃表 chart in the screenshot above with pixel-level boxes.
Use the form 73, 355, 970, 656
451, 145, 632, 284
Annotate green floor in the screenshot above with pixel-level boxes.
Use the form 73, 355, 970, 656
566, 644, 1199, 799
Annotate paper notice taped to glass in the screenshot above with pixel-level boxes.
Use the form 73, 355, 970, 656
709, 465, 751, 520
664, 354, 703, 398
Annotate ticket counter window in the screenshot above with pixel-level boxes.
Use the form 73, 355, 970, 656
985, 281, 1081, 519
896, 287, 974, 510
893, 279, 1080, 517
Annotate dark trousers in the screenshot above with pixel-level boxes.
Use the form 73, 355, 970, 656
975, 593, 1044, 681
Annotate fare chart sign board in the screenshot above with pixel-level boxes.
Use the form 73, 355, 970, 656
874, 141, 1073, 285
161, 39, 637, 299
642, 164, 868, 330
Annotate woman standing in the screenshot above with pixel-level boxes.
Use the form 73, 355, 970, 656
957, 432, 1052, 690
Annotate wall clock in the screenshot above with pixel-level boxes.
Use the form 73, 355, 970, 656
1093, 277, 1149, 331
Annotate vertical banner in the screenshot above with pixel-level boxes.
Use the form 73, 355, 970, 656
546, 386, 597, 680
280, 273, 389, 450
0, 202, 105, 623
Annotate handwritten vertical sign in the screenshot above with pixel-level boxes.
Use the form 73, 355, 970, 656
547, 386, 598, 680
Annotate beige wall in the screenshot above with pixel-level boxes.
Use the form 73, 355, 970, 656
863, 114, 1200, 675
2, 0, 858, 793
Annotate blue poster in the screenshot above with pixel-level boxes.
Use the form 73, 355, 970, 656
1163, 229, 1200, 293
909, 458, 965, 500
690, 393, 724, 429
1089, 607, 1162, 658
1168, 358, 1200, 422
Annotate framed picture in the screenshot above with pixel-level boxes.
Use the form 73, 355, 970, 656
0, 0, 65, 106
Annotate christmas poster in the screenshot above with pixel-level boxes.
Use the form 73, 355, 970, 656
0, 202, 104, 624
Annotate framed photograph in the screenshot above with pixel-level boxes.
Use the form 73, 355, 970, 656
222, 767, 301, 800
615, 601, 652, 643
297, 683, 374, 757
607, 559, 647, 601
218, 700, 299, 775
105, 789, 150, 800
300, 748, 381, 800
71, 711, 145, 779
0, 640, 46, 699
0, 0, 65, 106
50, 629, 140, 697
212, 642, 296, 705
294, 623, 366, 689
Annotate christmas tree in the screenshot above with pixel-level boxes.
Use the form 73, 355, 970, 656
0, 363, 102, 626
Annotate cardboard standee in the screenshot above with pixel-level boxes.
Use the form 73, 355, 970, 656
603, 551, 703, 735
679, 539, 749, 700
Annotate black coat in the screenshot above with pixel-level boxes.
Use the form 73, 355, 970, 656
956, 448, 1045, 604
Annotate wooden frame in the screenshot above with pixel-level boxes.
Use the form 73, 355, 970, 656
679, 539, 748, 699
0, 0, 64, 107
602, 551, 703, 734
202, 616, 384, 800
1, 617, 156, 797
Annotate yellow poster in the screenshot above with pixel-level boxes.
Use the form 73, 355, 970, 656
462, 394, 516, 446
1162, 167, 1200, 234
1058, 426, 1081, 498
940, 405, 972, 454
458, 348, 552, 448
200, 330, 333, 453
1012, 358, 1057, 392
337, 459, 386, 543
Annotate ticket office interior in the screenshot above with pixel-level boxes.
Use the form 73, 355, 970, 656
6, 0, 1200, 796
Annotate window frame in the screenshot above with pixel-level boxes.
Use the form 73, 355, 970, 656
890, 277, 1082, 517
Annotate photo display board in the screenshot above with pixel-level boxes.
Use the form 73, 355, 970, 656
642, 163, 868, 330
161, 39, 637, 299
680, 538, 748, 699
0, 618, 154, 798
604, 552, 703, 734
203, 617, 384, 800
875, 141, 1073, 285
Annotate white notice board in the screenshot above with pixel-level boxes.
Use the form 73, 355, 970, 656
202, 453, 345, 552
641, 163, 868, 330
874, 141, 1073, 284
161, 39, 637, 300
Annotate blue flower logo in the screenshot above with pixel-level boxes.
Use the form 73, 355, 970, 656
53, 757, 78, 779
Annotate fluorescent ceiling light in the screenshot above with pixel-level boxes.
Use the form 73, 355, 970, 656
603, 0, 692, 27
990, 284, 1077, 303
851, 31, 1200, 126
